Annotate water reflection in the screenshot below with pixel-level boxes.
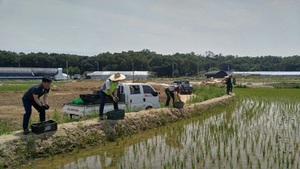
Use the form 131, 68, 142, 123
61, 154, 112, 169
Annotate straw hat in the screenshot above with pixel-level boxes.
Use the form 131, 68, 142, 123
109, 73, 126, 81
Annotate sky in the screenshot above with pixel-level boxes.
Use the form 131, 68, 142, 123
0, 0, 299, 57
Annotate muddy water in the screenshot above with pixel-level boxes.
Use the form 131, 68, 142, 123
24, 95, 300, 169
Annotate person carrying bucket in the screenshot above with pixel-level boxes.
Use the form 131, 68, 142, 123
165, 83, 182, 107
99, 73, 126, 120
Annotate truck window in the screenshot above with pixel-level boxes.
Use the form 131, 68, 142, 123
173, 81, 180, 85
143, 85, 158, 96
142, 85, 155, 94
129, 85, 140, 94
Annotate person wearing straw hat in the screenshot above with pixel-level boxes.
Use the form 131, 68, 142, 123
99, 72, 126, 120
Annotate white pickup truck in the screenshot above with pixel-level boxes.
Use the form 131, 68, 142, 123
62, 83, 160, 118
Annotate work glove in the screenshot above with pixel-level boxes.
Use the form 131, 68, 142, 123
112, 96, 119, 102
41, 104, 50, 110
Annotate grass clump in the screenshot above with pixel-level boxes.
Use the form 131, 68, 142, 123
272, 82, 300, 89
0, 85, 32, 92
0, 120, 13, 135
187, 85, 225, 103
0, 81, 64, 92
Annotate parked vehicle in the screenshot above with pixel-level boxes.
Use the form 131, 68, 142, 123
173, 80, 193, 94
72, 74, 81, 80
62, 83, 160, 118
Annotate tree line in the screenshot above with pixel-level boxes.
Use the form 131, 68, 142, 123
0, 49, 299, 77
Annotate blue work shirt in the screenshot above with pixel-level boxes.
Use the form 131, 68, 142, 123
22, 84, 50, 100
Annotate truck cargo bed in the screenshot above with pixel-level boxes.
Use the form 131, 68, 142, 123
62, 102, 126, 118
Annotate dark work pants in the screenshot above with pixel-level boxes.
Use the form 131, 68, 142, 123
226, 84, 232, 95
99, 91, 118, 117
165, 89, 175, 107
22, 99, 45, 130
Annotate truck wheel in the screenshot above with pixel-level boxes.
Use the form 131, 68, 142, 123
146, 106, 153, 110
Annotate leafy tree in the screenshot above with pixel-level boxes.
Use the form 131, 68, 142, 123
0, 49, 299, 77
68, 66, 81, 75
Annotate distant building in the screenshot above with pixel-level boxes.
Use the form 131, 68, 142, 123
86, 71, 152, 80
204, 70, 228, 78
0, 67, 69, 80
233, 71, 300, 76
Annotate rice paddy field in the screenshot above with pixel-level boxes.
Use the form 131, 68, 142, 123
23, 87, 300, 169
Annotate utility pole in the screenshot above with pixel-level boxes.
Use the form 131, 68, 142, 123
66, 60, 68, 81
132, 62, 134, 82
197, 62, 199, 76
172, 62, 178, 78
96, 61, 99, 71
172, 63, 174, 78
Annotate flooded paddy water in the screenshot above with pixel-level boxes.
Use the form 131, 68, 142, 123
24, 88, 300, 169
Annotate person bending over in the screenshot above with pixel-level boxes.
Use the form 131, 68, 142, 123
99, 73, 126, 120
165, 84, 182, 107
22, 76, 52, 134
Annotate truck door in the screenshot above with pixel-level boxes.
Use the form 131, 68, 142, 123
117, 85, 125, 102
127, 84, 145, 111
142, 84, 160, 108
